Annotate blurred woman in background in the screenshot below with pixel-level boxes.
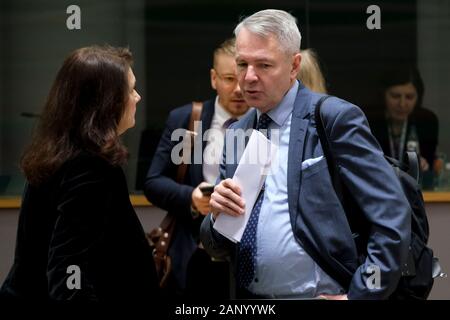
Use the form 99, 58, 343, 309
297, 48, 327, 94
368, 66, 438, 186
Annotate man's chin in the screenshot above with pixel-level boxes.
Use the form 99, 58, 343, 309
243, 96, 263, 107
228, 103, 249, 115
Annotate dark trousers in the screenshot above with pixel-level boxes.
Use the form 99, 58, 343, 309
185, 247, 230, 300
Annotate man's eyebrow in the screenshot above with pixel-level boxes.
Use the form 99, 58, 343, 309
254, 57, 275, 62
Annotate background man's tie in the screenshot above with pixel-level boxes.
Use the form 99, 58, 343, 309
222, 117, 238, 129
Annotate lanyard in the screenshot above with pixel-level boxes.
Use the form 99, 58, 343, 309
388, 120, 408, 163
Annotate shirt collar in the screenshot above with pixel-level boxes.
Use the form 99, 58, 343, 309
214, 96, 231, 123
256, 80, 299, 127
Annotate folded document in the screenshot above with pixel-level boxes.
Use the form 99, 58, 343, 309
213, 130, 278, 243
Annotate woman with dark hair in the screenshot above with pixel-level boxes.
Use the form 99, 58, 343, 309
368, 66, 439, 185
0, 46, 159, 301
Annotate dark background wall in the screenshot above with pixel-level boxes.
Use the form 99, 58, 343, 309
143, 0, 417, 127
4, 0, 449, 194
135, 0, 417, 188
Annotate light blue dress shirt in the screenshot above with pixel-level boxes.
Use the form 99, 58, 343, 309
248, 80, 345, 298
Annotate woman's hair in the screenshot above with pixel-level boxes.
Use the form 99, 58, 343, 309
381, 65, 425, 108
297, 48, 327, 94
21, 45, 133, 185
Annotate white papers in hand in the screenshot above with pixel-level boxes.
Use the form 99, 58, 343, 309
213, 130, 278, 243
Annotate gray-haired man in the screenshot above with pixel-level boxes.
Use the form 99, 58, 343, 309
201, 9, 410, 300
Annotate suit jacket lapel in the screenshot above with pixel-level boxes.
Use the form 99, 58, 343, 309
287, 85, 312, 225
226, 109, 257, 178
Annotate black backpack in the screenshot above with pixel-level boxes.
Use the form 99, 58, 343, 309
314, 95, 442, 299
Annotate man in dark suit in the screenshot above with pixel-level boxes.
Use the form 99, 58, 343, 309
200, 9, 411, 299
144, 38, 250, 298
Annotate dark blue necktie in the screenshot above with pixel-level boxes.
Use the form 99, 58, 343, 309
237, 113, 272, 288
223, 117, 238, 129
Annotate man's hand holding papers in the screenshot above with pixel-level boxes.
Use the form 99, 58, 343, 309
209, 130, 278, 243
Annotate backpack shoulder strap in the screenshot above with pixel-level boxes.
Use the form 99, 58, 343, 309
314, 95, 344, 200
314, 95, 333, 166
405, 151, 420, 183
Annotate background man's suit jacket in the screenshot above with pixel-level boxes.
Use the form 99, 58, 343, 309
145, 99, 215, 289
201, 85, 411, 299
